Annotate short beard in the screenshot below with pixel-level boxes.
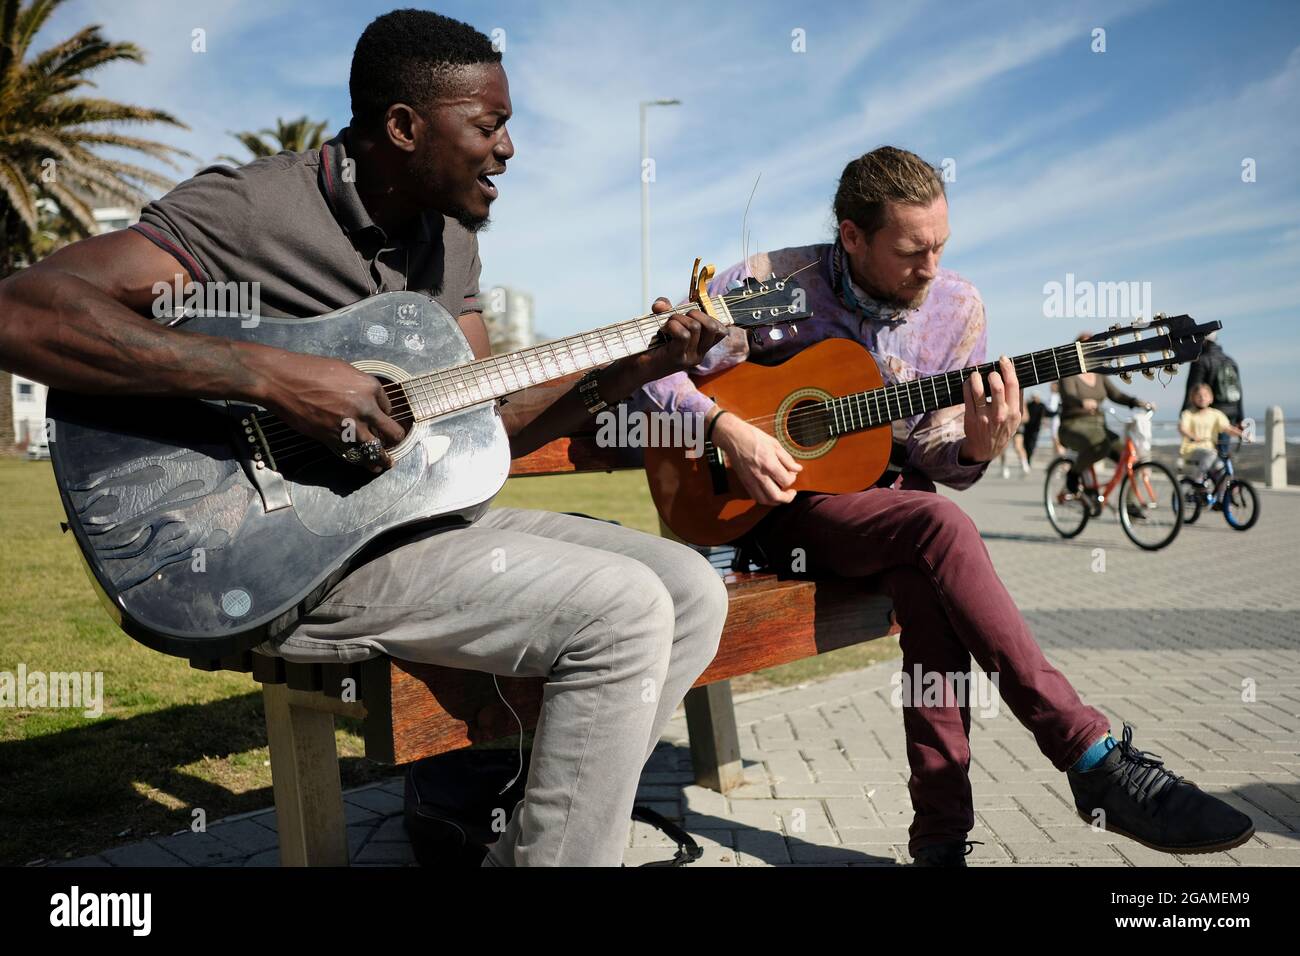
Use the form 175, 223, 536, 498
848, 256, 930, 311
897, 283, 932, 310
418, 149, 491, 233
858, 271, 930, 311
450, 208, 491, 234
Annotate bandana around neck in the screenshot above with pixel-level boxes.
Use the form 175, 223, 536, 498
830, 237, 915, 327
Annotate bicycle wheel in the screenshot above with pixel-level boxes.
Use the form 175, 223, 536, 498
1179, 478, 1204, 525
1119, 461, 1183, 550
1044, 456, 1089, 538
1223, 479, 1260, 531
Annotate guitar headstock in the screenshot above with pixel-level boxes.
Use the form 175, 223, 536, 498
1083, 314, 1222, 382
689, 257, 814, 331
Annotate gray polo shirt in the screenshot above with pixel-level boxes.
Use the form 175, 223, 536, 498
131, 129, 481, 321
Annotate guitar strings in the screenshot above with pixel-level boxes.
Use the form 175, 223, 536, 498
256, 313, 690, 461
739, 343, 1103, 434
265, 331, 1143, 471
259, 305, 1149, 471
261, 338, 1121, 471
263, 340, 1108, 474
254, 298, 722, 448
254, 280, 807, 451
742, 341, 1109, 434
252, 272, 820, 459
252, 263, 820, 448
249, 305, 692, 444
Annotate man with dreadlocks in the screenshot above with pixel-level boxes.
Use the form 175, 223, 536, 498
641, 146, 1255, 866
0, 9, 730, 867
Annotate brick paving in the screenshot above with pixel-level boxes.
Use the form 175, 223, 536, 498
57, 465, 1300, 867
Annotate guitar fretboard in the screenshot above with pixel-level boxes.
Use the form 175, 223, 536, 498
397, 294, 731, 419
824, 342, 1088, 436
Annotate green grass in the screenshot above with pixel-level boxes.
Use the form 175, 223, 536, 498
0, 459, 896, 864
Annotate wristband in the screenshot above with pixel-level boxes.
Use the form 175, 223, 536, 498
705, 409, 731, 444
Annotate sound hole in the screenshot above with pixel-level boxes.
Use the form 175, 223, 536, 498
382, 378, 417, 434
261, 376, 416, 480
785, 400, 832, 448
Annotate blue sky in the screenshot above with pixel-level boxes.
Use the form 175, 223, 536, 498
42, 0, 1300, 420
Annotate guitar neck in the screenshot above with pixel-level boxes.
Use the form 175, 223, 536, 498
401, 294, 732, 420
824, 340, 1091, 437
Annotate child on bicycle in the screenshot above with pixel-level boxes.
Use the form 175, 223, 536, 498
1180, 383, 1245, 487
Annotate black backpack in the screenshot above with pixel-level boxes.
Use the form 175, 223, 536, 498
403, 748, 702, 867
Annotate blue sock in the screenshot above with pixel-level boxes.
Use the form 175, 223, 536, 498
1071, 733, 1116, 772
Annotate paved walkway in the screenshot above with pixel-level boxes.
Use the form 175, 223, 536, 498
58, 464, 1300, 867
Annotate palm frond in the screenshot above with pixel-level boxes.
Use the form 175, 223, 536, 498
32, 97, 187, 129
223, 115, 331, 164
13, 0, 64, 58
0, 159, 39, 232
0, 0, 191, 261
40, 176, 96, 233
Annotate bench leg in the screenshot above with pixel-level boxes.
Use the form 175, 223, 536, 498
262, 682, 349, 866
684, 680, 744, 793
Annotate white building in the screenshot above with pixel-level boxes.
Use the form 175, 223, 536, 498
93, 206, 136, 234
481, 285, 535, 354
11, 377, 47, 447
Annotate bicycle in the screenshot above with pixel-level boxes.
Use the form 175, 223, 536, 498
1179, 435, 1259, 531
1044, 407, 1183, 551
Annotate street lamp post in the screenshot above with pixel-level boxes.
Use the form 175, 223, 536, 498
640, 98, 680, 309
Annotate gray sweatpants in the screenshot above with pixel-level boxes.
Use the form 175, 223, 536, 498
258, 508, 728, 866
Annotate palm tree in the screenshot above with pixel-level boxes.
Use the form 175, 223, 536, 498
0, 0, 191, 452
219, 116, 330, 165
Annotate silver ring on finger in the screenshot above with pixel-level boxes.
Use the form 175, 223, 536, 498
341, 438, 384, 464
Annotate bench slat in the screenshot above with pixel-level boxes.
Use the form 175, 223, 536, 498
697, 576, 894, 683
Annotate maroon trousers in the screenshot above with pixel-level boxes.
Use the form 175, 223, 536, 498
751, 487, 1110, 851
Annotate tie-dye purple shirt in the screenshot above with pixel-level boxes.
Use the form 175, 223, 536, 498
637, 242, 990, 489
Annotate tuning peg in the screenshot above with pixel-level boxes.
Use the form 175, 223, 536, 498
1109, 323, 1122, 331
1164, 365, 1178, 375
1118, 372, 1133, 384
1141, 369, 1155, 380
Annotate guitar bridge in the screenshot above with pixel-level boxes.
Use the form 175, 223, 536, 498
235, 409, 292, 512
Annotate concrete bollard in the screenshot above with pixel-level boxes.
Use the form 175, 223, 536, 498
1265, 405, 1287, 488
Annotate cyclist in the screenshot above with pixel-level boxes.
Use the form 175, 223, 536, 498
1058, 333, 1155, 494
1180, 382, 1246, 491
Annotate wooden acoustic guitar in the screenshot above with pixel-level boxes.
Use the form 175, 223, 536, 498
645, 314, 1222, 545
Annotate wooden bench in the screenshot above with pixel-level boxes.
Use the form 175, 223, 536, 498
189, 434, 898, 866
